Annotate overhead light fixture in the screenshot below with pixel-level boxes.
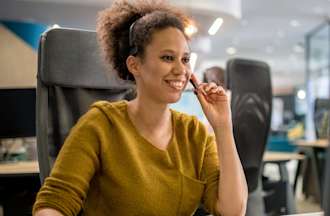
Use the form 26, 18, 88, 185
185, 24, 198, 37
297, 89, 306, 100
226, 47, 236, 55
208, 18, 224, 36
190, 52, 198, 72
52, 24, 60, 28
290, 20, 301, 27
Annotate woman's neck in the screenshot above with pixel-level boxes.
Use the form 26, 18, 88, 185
127, 96, 171, 132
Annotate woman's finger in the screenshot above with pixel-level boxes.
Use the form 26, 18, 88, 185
211, 86, 225, 94
205, 82, 217, 92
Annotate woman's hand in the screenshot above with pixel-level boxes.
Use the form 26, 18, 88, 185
190, 73, 232, 130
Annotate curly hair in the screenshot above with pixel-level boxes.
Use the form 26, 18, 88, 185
96, 0, 191, 82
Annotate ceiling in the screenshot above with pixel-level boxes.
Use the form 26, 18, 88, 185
1, 0, 330, 92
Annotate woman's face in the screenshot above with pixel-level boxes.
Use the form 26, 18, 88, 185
134, 27, 191, 104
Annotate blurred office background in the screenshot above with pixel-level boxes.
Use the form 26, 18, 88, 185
1, 0, 330, 215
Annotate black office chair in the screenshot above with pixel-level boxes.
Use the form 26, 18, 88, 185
36, 28, 135, 183
226, 58, 272, 215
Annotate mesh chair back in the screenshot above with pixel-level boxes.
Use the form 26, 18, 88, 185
37, 28, 135, 183
226, 58, 272, 192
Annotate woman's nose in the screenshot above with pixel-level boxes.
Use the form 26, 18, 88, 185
173, 61, 188, 75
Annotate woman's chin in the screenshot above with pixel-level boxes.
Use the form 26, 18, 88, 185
166, 93, 182, 104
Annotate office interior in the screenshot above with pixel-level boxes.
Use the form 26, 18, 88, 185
0, 0, 330, 215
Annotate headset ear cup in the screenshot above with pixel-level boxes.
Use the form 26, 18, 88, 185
129, 47, 138, 56
128, 21, 138, 56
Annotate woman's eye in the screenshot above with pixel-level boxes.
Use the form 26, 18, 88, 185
182, 57, 190, 64
161, 55, 174, 61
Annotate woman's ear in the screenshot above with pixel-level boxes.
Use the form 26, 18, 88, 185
126, 55, 140, 77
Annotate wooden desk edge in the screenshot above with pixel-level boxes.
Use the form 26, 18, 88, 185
263, 151, 305, 162
0, 161, 39, 175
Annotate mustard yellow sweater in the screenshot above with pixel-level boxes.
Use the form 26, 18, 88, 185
33, 100, 220, 216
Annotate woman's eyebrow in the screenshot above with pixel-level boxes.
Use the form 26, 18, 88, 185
160, 49, 191, 55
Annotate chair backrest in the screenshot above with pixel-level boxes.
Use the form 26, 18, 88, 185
314, 98, 330, 139
226, 58, 272, 192
37, 28, 135, 183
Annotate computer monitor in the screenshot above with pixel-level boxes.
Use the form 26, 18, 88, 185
0, 88, 36, 138
170, 90, 208, 124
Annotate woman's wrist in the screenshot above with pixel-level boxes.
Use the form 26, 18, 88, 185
211, 120, 233, 133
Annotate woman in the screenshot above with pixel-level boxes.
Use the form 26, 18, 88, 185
33, 0, 247, 215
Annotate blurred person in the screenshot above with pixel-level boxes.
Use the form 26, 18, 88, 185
203, 66, 226, 89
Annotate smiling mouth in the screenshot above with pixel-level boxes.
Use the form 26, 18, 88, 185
165, 80, 185, 90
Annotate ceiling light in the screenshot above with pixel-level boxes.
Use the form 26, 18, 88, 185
208, 18, 224, 36
52, 24, 60, 28
290, 20, 301, 27
190, 52, 198, 72
185, 24, 198, 37
226, 47, 236, 55
297, 90, 306, 100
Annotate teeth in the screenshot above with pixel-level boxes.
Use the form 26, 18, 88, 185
167, 81, 184, 89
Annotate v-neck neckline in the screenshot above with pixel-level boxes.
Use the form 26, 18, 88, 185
123, 101, 176, 152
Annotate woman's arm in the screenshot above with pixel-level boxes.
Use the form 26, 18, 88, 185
213, 125, 248, 216
191, 74, 248, 215
34, 208, 64, 216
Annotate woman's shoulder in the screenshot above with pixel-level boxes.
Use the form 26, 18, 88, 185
171, 109, 198, 124
91, 100, 126, 111
171, 109, 208, 136
76, 100, 127, 127
90, 100, 127, 118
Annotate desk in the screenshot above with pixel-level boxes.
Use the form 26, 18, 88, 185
263, 151, 305, 215
293, 139, 329, 203
0, 160, 40, 216
264, 152, 305, 162
294, 139, 328, 148
0, 161, 39, 176
284, 212, 323, 216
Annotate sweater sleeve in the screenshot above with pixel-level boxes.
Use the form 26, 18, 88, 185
200, 133, 221, 215
33, 107, 105, 216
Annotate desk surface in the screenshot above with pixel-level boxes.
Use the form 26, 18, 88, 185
0, 161, 39, 175
263, 151, 305, 162
294, 139, 328, 148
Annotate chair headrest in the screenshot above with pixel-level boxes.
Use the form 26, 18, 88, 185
38, 28, 134, 89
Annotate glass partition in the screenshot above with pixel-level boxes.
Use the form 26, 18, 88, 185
305, 21, 330, 139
